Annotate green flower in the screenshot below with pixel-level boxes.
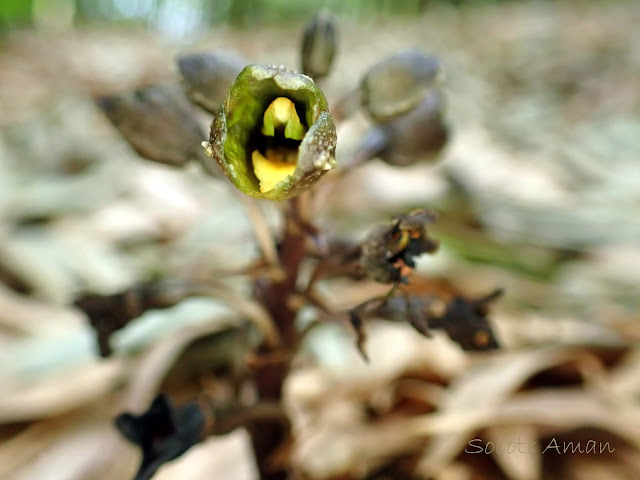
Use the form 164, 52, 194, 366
202, 65, 337, 200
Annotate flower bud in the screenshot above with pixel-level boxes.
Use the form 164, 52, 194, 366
361, 49, 443, 124
360, 208, 439, 284
97, 85, 208, 169
300, 11, 338, 81
177, 50, 247, 114
203, 64, 337, 200
376, 89, 449, 166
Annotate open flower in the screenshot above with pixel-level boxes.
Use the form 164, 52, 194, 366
203, 64, 337, 200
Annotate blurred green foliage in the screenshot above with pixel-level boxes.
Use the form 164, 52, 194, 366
0, 0, 504, 36
0, 0, 33, 29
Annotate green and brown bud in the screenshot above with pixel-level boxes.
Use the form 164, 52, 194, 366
203, 64, 337, 200
376, 89, 449, 166
301, 11, 338, 81
97, 85, 208, 169
177, 50, 247, 114
361, 49, 443, 124
349, 89, 448, 168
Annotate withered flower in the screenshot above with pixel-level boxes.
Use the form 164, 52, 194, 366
348, 291, 430, 361
116, 395, 205, 480
301, 11, 338, 80
74, 282, 191, 357
372, 289, 502, 350
117, 395, 289, 480
177, 50, 247, 114
370, 294, 433, 337
97, 85, 209, 170
360, 208, 439, 284
361, 49, 443, 124
203, 64, 337, 200
349, 288, 501, 359
429, 289, 502, 351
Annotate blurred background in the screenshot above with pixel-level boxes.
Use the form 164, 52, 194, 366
3, 0, 474, 37
1, 1, 639, 479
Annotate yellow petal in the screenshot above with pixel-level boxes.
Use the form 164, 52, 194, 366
252, 149, 298, 193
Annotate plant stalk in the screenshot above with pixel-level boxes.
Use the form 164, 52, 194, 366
248, 198, 308, 480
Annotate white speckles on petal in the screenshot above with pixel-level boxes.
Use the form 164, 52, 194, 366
202, 141, 214, 158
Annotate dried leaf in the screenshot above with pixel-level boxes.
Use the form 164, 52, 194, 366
415, 347, 575, 476
484, 425, 541, 480
0, 358, 128, 422
75, 281, 197, 357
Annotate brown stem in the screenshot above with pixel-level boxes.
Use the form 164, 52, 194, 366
249, 198, 307, 480
198, 398, 290, 438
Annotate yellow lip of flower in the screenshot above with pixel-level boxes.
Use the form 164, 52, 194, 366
252, 149, 298, 193
253, 97, 308, 193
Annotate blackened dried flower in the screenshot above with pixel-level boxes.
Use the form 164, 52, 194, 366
74, 282, 191, 357
429, 289, 502, 350
370, 294, 434, 337
349, 288, 501, 358
373, 289, 502, 351
116, 395, 205, 480
203, 64, 337, 200
360, 208, 439, 284
348, 288, 431, 360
